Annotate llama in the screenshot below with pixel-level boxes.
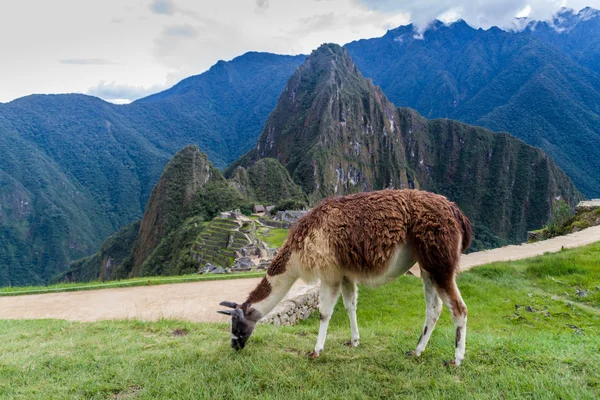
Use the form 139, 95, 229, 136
218, 189, 472, 365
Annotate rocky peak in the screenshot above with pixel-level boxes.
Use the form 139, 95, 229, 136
131, 145, 223, 275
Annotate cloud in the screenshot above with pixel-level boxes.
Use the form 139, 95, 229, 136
296, 12, 336, 32
87, 81, 166, 102
354, 0, 572, 30
163, 24, 197, 37
59, 58, 121, 65
150, 0, 177, 16
256, 0, 269, 9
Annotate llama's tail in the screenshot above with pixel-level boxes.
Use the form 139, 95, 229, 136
451, 203, 472, 253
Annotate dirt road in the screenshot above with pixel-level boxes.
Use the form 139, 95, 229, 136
2, 225, 599, 323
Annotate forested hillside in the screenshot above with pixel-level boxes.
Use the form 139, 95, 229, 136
0, 53, 303, 286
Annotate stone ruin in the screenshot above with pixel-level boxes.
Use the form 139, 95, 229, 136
274, 210, 308, 223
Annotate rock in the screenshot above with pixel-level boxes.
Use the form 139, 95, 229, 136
209, 266, 226, 274
198, 262, 219, 274
576, 289, 588, 297
257, 259, 272, 270
233, 257, 253, 271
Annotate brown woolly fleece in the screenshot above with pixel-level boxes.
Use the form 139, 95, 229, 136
243, 189, 471, 309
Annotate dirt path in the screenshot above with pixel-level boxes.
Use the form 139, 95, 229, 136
2, 226, 599, 323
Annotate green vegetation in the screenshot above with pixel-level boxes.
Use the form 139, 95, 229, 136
227, 158, 306, 205
257, 227, 289, 248
269, 198, 308, 215
1, 244, 599, 398
53, 221, 141, 283
543, 200, 576, 238
531, 205, 600, 242
0, 271, 264, 297
191, 218, 250, 269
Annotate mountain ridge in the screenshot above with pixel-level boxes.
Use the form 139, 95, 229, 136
345, 8, 600, 197
234, 43, 581, 245
0, 52, 304, 285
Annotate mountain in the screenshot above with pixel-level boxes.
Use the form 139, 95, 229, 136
58, 146, 302, 282
0, 52, 304, 286
234, 44, 581, 245
229, 159, 306, 205
344, 9, 600, 198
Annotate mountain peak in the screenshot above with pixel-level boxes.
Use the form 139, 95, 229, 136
233, 45, 580, 244
234, 41, 400, 196
302, 43, 357, 76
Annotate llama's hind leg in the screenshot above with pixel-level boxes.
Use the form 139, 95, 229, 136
310, 282, 341, 358
436, 278, 468, 366
341, 277, 359, 347
411, 269, 443, 357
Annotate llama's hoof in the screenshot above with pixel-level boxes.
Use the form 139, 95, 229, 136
443, 359, 460, 367
344, 340, 359, 348
307, 351, 321, 359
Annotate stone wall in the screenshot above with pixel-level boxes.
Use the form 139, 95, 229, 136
260, 284, 319, 326
576, 199, 600, 213
258, 217, 291, 229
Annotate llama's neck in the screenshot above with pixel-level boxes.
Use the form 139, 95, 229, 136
243, 245, 297, 318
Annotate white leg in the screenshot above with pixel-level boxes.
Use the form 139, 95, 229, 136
310, 282, 340, 357
414, 272, 443, 356
437, 280, 468, 366
341, 278, 359, 347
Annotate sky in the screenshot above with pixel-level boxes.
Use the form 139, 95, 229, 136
0, 0, 598, 104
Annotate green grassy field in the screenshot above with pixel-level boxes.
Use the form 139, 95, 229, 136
257, 227, 289, 248
1, 244, 599, 399
0, 272, 265, 297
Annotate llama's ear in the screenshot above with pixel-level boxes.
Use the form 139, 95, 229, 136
220, 301, 238, 309
217, 310, 233, 316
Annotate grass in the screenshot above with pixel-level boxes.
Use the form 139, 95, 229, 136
1, 244, 600, 398
257, 227, 289, 248
0, 272, 265, 297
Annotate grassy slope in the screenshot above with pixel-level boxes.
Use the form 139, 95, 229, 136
1, 244, 599, 399
257, 227, 289, 248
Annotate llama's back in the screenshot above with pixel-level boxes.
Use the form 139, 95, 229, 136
285, 190, 413, 280
276, 189, 470, 283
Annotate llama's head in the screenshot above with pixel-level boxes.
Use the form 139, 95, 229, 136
217, 301, 259, 350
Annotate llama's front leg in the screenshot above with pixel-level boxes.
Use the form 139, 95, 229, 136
412, 271, 443, 356
341, 278, 359, 347
309, 282, 340, 358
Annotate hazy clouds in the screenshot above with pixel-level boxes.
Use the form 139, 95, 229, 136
356, 0, 593, 30
87, 81, 167, 103
0, 0, 598, 103
150, 0, 177, 16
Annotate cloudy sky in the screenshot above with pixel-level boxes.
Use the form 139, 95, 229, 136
0, 0, 597, 103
